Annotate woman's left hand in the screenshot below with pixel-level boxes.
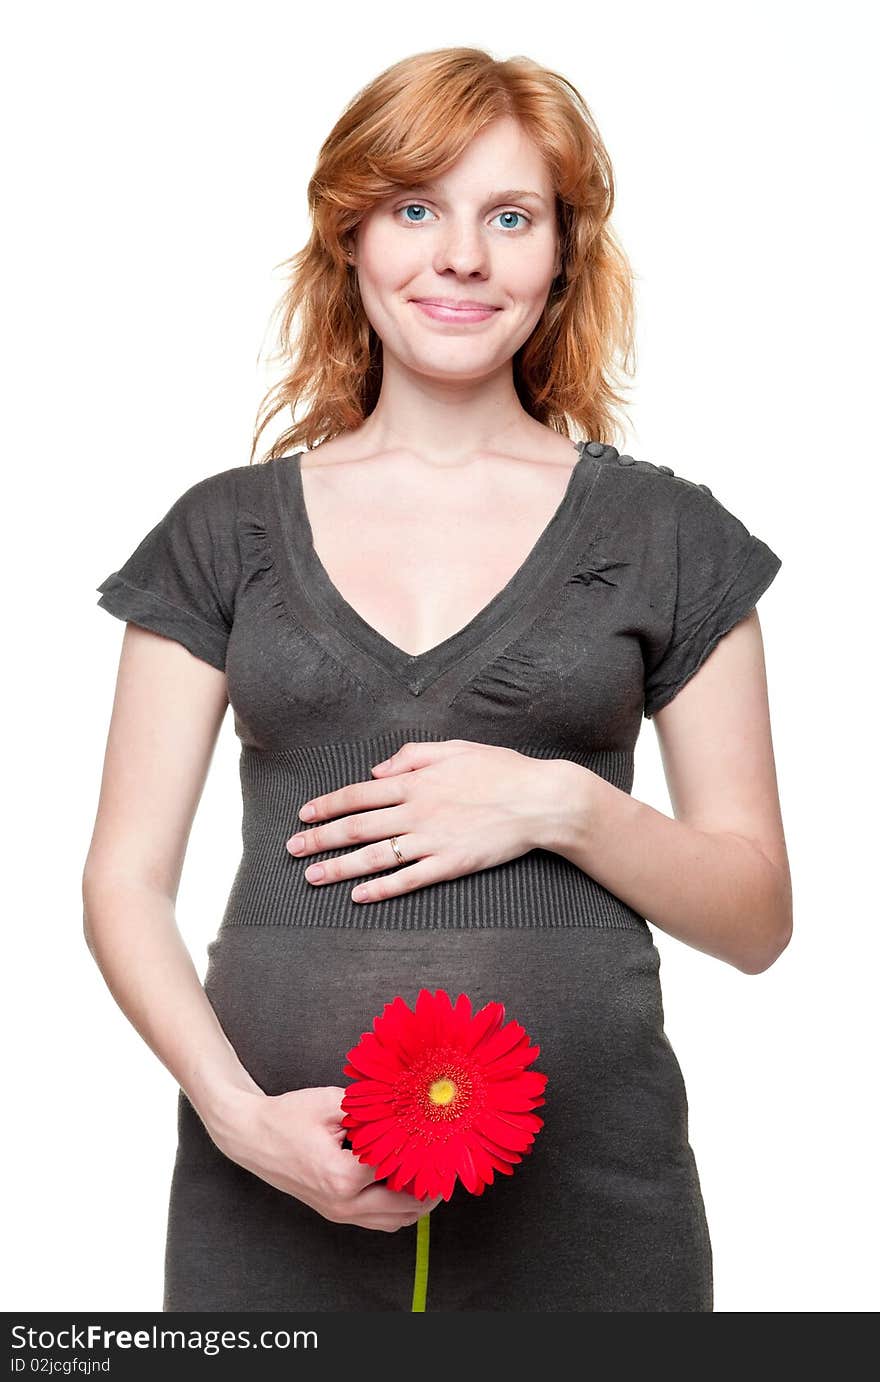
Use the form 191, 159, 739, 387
285, 739, 577, 902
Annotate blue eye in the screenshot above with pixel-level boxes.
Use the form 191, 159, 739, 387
491, 210, 529, 231
399, 204, 437, 224
395, 204, 530, 231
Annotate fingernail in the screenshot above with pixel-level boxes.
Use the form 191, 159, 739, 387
288, 835, 305, 854
300, 804, 316, 820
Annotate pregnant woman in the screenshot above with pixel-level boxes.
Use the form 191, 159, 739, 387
83, 47, 791, 1312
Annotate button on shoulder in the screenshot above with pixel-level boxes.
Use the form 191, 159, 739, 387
603, 449, 710, 492
583, 440, 621, 461
615, 453, 661, 473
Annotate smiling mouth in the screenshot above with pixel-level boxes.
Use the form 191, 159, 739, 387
409, 300, 500, 320
411, 299, 499, 310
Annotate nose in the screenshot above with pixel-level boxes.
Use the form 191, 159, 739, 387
432, 223, 491, 279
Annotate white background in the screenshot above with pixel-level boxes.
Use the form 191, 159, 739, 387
3, 0, 877, 1313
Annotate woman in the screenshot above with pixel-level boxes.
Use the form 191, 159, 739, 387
84, 48, 791, 1312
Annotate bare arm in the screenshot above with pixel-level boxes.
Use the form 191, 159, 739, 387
82, 625, 262, 1140
82, 876, 263, 1130
546, 610, 792, 974
83, 622, 441, 1229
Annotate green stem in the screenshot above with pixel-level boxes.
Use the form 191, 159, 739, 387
411, 1210, 430, 1311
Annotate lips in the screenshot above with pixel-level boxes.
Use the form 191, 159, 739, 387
410, 299, 500, 323
412, 298, 499, 310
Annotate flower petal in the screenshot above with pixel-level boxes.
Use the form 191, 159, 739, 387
340, 1097, 398, 1121
374, 994, 421, 1060
484, 1071, 546, 1098
472, 1109, 538, 1152
387, 1138, 429, 1193
344, 1032, 405, 1081
339, 1077, 396, 1099
454, 1139, 481, 1194
414, 986, 453, 1047
344, 1113, 402, 1145
430, 987, 455, 1030
487, 1081, 547, 1114
463, 999, 506, 1052
354, 1122, 412, 1165
461, 1131, 496, 1189
482, 1040, 544, 1078
449, 991, 473, 1045
481, 1146, 519, 1174
473, 1019, 527, 1065
413, 1161, 440, 1201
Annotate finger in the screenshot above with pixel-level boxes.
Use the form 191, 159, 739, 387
299, 828, 425, 889
296, 776, 407, 827
349, 1161, 431, 1202
287, 805, 409, 863
353, 1182, 443, 1214
357, 1199, 438, 1226
356, 1211, 434, 1234
351, 856, 443, 903
370, 739, 471, 775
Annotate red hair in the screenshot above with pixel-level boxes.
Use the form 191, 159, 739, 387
251, 47, 636, 464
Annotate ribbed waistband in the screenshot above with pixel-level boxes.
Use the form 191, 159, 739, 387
219, 735, 646, 933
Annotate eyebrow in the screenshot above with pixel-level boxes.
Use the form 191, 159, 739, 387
400, 184, 547, 206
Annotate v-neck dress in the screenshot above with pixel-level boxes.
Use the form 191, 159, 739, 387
95, 440, 782, 1313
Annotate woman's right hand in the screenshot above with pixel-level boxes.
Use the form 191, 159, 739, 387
208, 1085, 443, 1231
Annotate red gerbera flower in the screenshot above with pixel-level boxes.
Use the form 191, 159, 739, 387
340, 987, 548, 1203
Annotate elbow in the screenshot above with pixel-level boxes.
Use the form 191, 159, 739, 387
82, 875, 93, 952
82, 892, 97, 959
735, 851, 794, 975
81, 871, 106, 958
738, 913, 794, 976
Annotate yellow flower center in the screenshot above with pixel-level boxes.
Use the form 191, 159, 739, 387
428, 1077, 457, 1106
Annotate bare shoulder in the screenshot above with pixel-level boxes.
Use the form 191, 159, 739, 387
299, 432, 361, 470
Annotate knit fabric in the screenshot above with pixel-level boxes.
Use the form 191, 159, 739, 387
96, 440, 781, 1310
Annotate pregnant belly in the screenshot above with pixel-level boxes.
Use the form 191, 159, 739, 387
174, 920, 713, 1312
203, 923, 696, 1178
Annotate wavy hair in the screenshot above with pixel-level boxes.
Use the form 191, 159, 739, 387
250, 47, 636, 464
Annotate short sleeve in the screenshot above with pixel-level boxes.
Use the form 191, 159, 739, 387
95, 469, 241, 672
643, 482, 782, 719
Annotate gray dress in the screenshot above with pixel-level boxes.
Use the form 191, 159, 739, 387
95, 440, 781, 1312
